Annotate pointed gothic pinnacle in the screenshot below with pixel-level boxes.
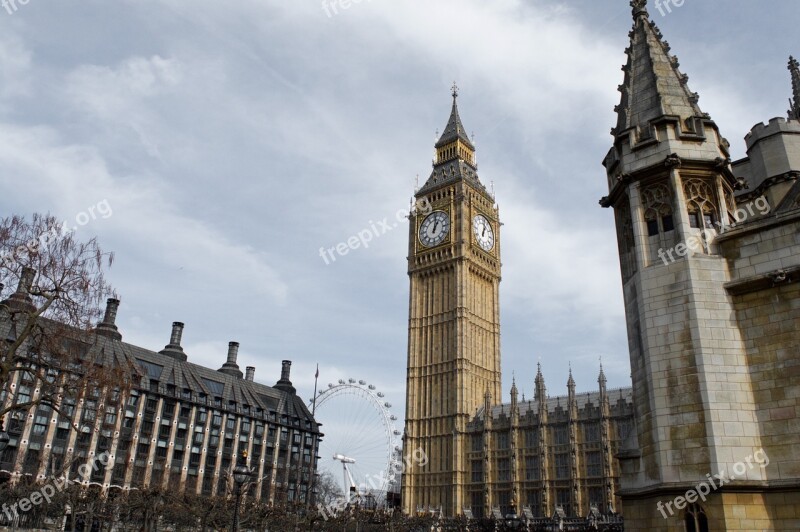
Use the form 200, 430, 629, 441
788, 56, 800, 120
630, 0, 648, 19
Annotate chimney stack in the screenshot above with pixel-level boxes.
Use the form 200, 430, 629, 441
245, 366, 255, 382
95, 298, 122, 340
170, 322, 184, 346
274, 360, 296, 394
16, 267, 35, 295
218, 341, 243, 379
159, 322, 187, 362
227, 342, 239, 364
3, 267, 37, 312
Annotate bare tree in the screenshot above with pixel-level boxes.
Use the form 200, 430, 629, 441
0, 214, 132, 423
316, 470, 345, 507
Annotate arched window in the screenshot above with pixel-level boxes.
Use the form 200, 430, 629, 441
685, 503, 709, 532
684, 179, 718, 231
640, 183, 676, 265
615, 194, 637, 281
641, 184, 675, 237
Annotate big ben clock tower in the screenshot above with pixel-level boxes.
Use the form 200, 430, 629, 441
402, 85, 502, 517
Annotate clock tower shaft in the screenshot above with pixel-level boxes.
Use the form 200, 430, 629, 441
402, 87, 502, 517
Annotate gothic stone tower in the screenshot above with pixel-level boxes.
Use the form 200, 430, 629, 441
402, 86, 502, 517
601, 1, 800, 530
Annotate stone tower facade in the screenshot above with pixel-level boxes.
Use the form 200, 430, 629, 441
402, 86, 502, 517
602, 1, 800, 530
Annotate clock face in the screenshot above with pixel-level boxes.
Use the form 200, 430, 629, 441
419, 211, 450, 248
473, 214, 495, 251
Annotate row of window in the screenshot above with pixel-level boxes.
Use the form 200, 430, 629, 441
470, 419, 631, 452
470, 451, 606, 484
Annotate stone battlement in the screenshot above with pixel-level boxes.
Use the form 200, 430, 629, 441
745, 116, 800, 149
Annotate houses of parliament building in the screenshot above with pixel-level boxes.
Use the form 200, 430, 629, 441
403, 1, 800, 530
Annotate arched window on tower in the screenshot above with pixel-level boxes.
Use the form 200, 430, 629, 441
685, 503, 709, 532
684, 179, 719, 255
640, 183, 676, 265
615, 194, 637, 282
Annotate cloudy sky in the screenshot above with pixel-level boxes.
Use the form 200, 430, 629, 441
0, 0, 797, 426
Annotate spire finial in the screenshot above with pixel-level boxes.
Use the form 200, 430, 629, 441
451, 81, 459, 100
630, 0, 648, 19
788, 56, 800, 120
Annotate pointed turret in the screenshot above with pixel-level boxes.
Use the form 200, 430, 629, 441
510, 375, 518, 407
614, 0, 706, 139
598, 362, 607, 393
418, 84, 487, 195
788, 56, 800, 120
436, 83, 475, 151
567, 367, 577, 419
535, 363, 546, 402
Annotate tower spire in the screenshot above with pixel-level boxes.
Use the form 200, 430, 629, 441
788, 56, 800, 120
436, 82, 474, 150
418, 84, 486, 195
613, 0, 706, 140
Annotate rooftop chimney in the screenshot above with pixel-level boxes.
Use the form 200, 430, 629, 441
1, 267, 36, 313
16, 267, 35, 295
274, 360, 296, 394
218, 341, 243, 379
245, 366, 255, 382
159, 322, 187, 362
95, 298, 122, 340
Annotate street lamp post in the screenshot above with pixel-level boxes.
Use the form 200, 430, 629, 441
231, 451, 251, 532
504, 506, 523, 530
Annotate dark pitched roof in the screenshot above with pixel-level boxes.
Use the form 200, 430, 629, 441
435, 91, 474, 150
417, 159, 487, 196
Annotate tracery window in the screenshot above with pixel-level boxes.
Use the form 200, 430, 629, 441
641, 183, 676, 265
685, 503, 709, 532
684, 179, 719, 231
641, 183, 675, 236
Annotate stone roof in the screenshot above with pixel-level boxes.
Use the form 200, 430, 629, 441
418, 159, 487, 196
614, 0, 706, 137
0, 305, 318, 429
435, 89, 474, 150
